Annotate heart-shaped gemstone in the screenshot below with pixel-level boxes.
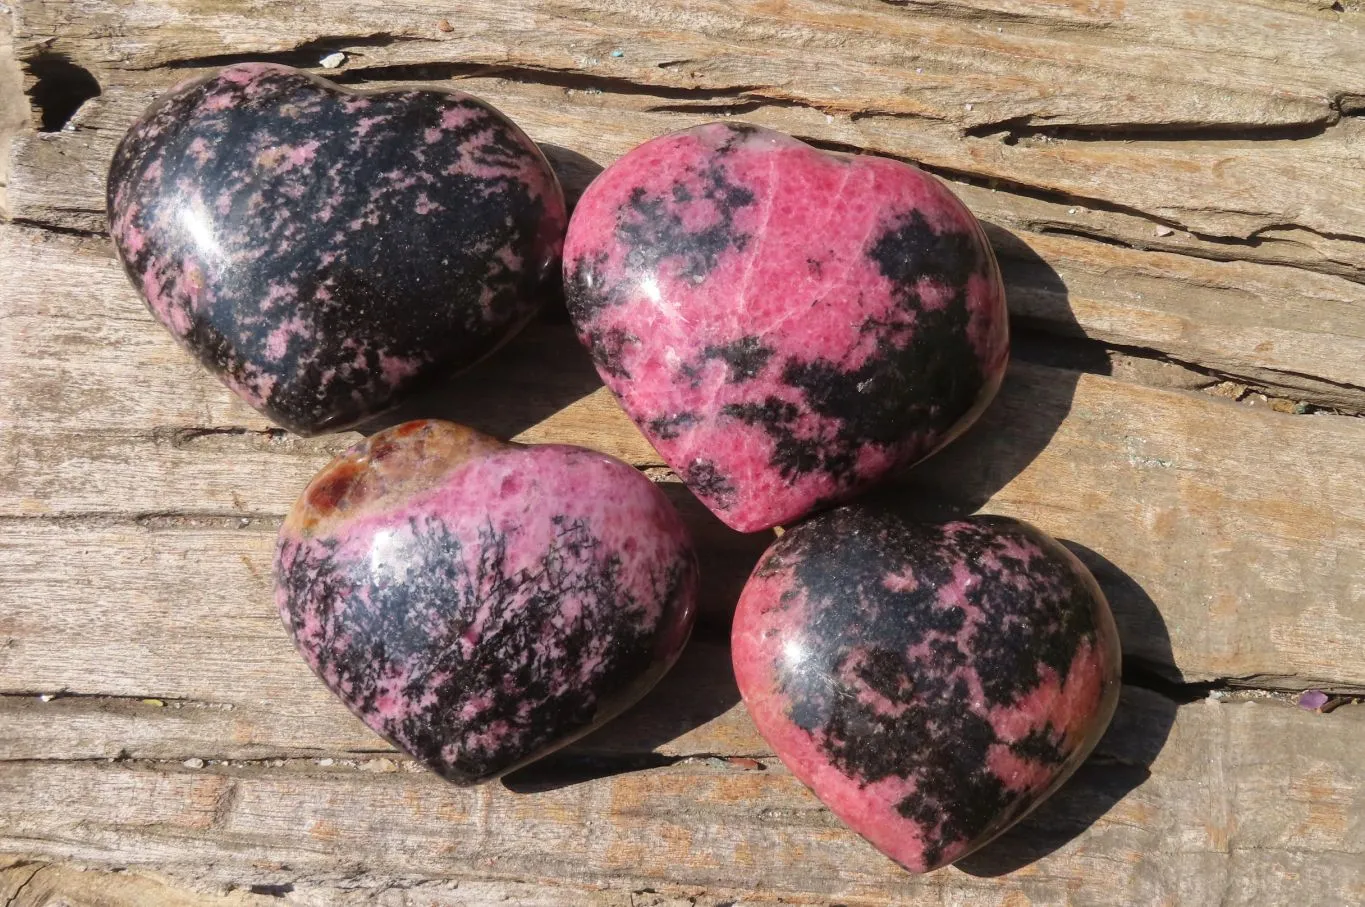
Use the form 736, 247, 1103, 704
564, 123, 1008, 532
275, 420, 698, 783
732, 508, 1121, 872
109, 63, 567, 435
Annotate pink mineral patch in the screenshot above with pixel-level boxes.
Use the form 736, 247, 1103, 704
564, 122, 1008, 532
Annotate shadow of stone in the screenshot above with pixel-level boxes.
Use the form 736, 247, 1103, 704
894, 224, 1111, 515
501, 642, 742, 793
357, 322, 607, 438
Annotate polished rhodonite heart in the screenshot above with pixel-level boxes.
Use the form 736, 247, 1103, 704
108, 63, 567, 435
275, 420, 698, 783
732, 508, 1121, 872
564, 123, 1008, 532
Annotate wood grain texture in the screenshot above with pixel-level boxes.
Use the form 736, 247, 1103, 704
1, 689, 1362, 907
0, 858, 749, 907
8, 66, 1365, 408
4, 0, 1365, 903
4, 364, 1365, 692
4, 224, 1363, 690
0, 11, 24, 219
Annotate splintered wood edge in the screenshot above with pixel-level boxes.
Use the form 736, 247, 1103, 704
0, 7, 32, 217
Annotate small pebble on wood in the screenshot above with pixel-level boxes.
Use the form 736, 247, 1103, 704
564, 122, 1008, 532
107, 63, 567, 435
732, 507, 1122, 873
275, 420, 699, 784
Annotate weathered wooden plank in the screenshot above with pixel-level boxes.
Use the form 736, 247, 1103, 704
5, 2, 1365, 901
0, 643, 754, 766
16, 0, 1363, 130
3, 331, 1365, 695
4, 219, 1363, 687
0, 11, 26, 219
0, 691, 1361, 906
4, 222, 1365, 685
5, 376, 1365, 690
15, 71, 1365, 289
6, 164, 1364, 424
995, 229, 1365, 408
0, 858, 740, 907
0, 533, 758, 759
0, 858, 272, 907
11, 0, 1365, 264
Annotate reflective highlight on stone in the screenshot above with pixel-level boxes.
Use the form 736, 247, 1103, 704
275, 420, 698, 784
564, 123, 1008, 532
732, 508, 1121, 872
109, 63, 567, 435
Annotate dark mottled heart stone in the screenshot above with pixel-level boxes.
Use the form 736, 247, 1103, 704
275, 420, 698, 784
108, 63, 567, 435
564, 123, 1008, 532
732, 507, 1121, 872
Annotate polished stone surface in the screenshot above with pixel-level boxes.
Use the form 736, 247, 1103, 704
109, 63, 567, 435
564, 123, 1008, 532
732, 508, 1121, 872
275, 420, 698, 784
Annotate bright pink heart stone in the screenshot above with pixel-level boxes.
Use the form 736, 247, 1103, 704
564, 123, 1008, 532
275, 420, 699, 784
732, 509, 1122, 873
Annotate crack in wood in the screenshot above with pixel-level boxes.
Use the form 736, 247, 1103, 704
0, 752, 770, 775
19, 54, 100, 130
1336, 92, 1365, 115
6, 218, 107, 238
332, 63, 765, 101
1024, 333, 1365, 415
155, 33, 434, 71
644, 100, 766, 117
150, 49, 770, 103
1242, 220, 1365, 245
153, 425, 308, 452
963, 114, 1341, 145
873, 0, 1123, 32
2, 864, 47, 907
0, 512, 285, 530
1, 676, 1354, 729
1123, 656, 1365, 698
0, 690, 240, 712
1026, 220, 1365, 288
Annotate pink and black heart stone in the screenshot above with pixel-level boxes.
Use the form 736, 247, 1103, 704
108, 63, 567, 435
275, 420, 698, 784
732, 507, 1121, 872
564, 123, 1008, 532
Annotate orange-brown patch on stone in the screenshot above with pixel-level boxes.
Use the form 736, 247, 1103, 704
283, 420, 509, 538
307, 460, 365, 515
368, 436, 401, 462
397, 419, 434, 437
